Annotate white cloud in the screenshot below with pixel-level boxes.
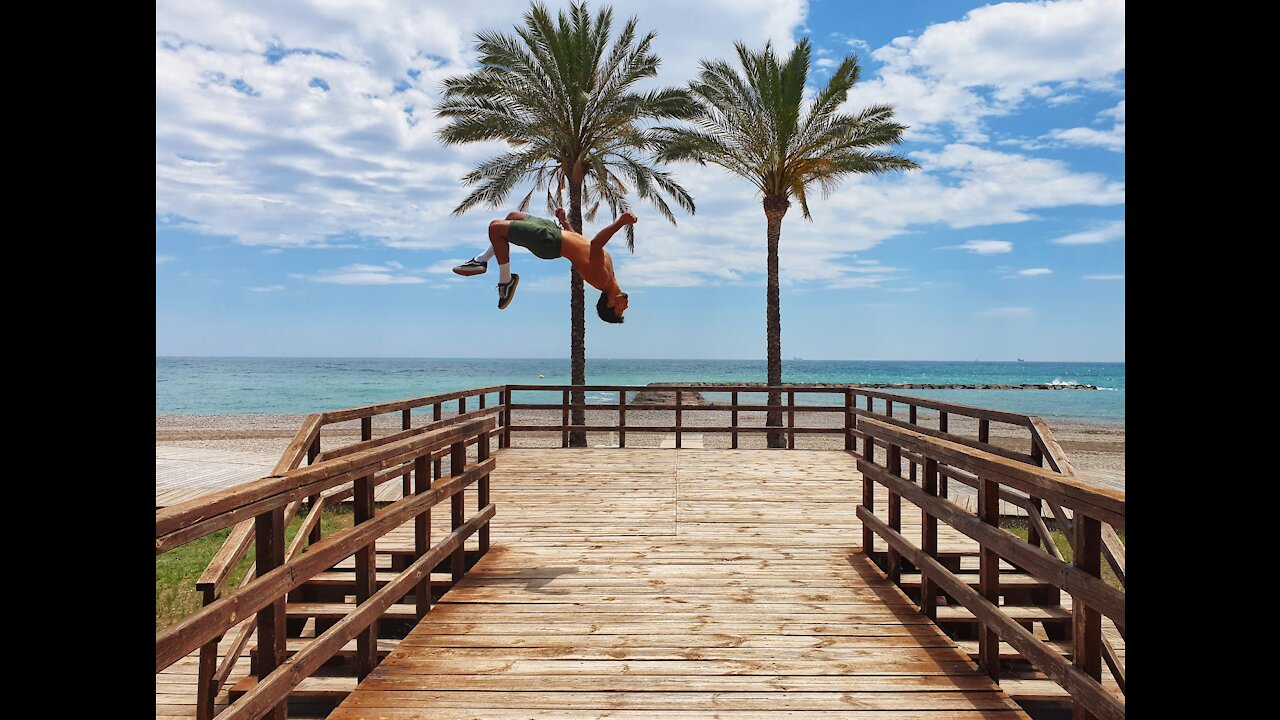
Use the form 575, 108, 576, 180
156, 1, 805, 248
1045, 101, 1125, 152
157, 254, 175, 265
976, 306, 1033, 318
1012, 267, 1052, 276
1046, 93, 1083, 106
154, 1, 1125, 292
1052, 219, 1124, 245
291, 262, 426, 285
247, 284, 285, 292
845, 0, 1124, 140
948, 240, 1012, 254
1049, 125, 1125, 151
1084, 273, 1124, 280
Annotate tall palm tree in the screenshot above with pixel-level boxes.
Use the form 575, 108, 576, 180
657, 39, 919, 447
436, 1, 697, 446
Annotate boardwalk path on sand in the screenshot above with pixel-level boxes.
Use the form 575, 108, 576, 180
329, 448, 1030, 719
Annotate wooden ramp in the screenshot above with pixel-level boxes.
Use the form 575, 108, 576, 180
331, 449, 1028, 719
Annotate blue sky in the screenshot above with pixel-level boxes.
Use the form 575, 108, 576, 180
156, 0, 1124, 361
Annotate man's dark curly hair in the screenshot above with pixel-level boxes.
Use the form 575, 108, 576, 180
596, 290, 624, 323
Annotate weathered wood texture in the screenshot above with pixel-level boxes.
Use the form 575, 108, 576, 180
327, 449, 1031, 720
855, 419, 1124, 720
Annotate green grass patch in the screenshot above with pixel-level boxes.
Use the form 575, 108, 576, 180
156, 505, 354, 631
1001, 519, 1125, 590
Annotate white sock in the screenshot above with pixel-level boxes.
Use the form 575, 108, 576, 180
499, 263, 512, 283
475, 246, 495, 262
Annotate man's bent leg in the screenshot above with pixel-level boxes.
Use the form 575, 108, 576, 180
455, 218, 512, 276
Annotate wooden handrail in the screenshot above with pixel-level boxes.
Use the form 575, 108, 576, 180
156, 456, 494, 671
858, 417, 1124, 529
1031, 416, 1126, 588
857, 418, 1124, 720
159, 415, 497, 720
315, 407, 498, 463
506, 383, 1034, 426
321, 385, 503, 423
858, 510, 1123, 720
156, 419, 493, 551
220, 505, 494, 720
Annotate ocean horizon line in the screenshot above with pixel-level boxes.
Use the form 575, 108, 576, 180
157, 355, 1126, 364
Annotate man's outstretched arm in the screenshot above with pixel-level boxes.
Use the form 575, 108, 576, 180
589, 211, 638, 251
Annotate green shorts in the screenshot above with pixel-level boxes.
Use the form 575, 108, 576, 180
507, 216, 563, 260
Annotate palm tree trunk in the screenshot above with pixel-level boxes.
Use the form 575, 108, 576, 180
764, 199, 787, 448
568, 180, 587, 447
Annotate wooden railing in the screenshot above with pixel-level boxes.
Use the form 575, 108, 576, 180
856, 416, 1124, 720
157, 416, 497, 720
172, 382, 1122, 717
187, 386, 504, 717
504, 383, 1046, 457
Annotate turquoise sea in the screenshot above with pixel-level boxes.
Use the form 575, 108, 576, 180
156, 358, 1125, 425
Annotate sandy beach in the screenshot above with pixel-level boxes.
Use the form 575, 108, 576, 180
156, 408, 1124, 488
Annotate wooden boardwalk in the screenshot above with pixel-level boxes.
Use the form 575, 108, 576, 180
156, 446, 279, 508
329, 448, 1029, 719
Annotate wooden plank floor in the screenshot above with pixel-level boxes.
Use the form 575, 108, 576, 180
156, 446, 279, 508
332, 449, 1030, 719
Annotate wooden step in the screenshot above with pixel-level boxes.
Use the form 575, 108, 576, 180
935, 605, 1072, 623
953, 638, 1073, 662
228, 675, 355, 704
250, 638, 400, 663
998, 677, 1123, 703
286, 602, 418, 621
898, 572, 1052, 590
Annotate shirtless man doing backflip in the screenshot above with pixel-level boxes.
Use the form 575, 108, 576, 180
453, 208, 635, 323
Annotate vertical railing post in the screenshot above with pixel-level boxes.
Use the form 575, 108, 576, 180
479, 392, 486, 410
254, 506, 286, 720
1027, 440, 1044, 549
865, 395, 873, 414
401, 409, 412, 499
978, 418, 990, 445
908, 405, 918, 482
861, 441, 875, 555
978, 476, 1000, 681
618, 390, 627, 448
361, 416, 372, 443
450, 440, 467, 582
306, 433, 322, 544
731, 391, 739, 449
675, 391, 683, 449
433, 402, 443, 478
354, 468, 377, 681
937, 412, 948, 500
561, 390, 570, 448
1073, 514, 1103, 720
502, 389, 512, 449
459, 395, 466, 416
886, 443, 902, 584
477, 430, 491, 555
195, 586, 218, 720
413, 453, 431, 620
844, 389, 854, 453
921, 458, 939, 620
1027, 497, 1044, 550
886, 399, 893, 418
787, 390, 795, 449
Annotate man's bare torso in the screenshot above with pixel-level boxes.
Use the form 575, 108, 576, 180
560, 231, 619, 295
